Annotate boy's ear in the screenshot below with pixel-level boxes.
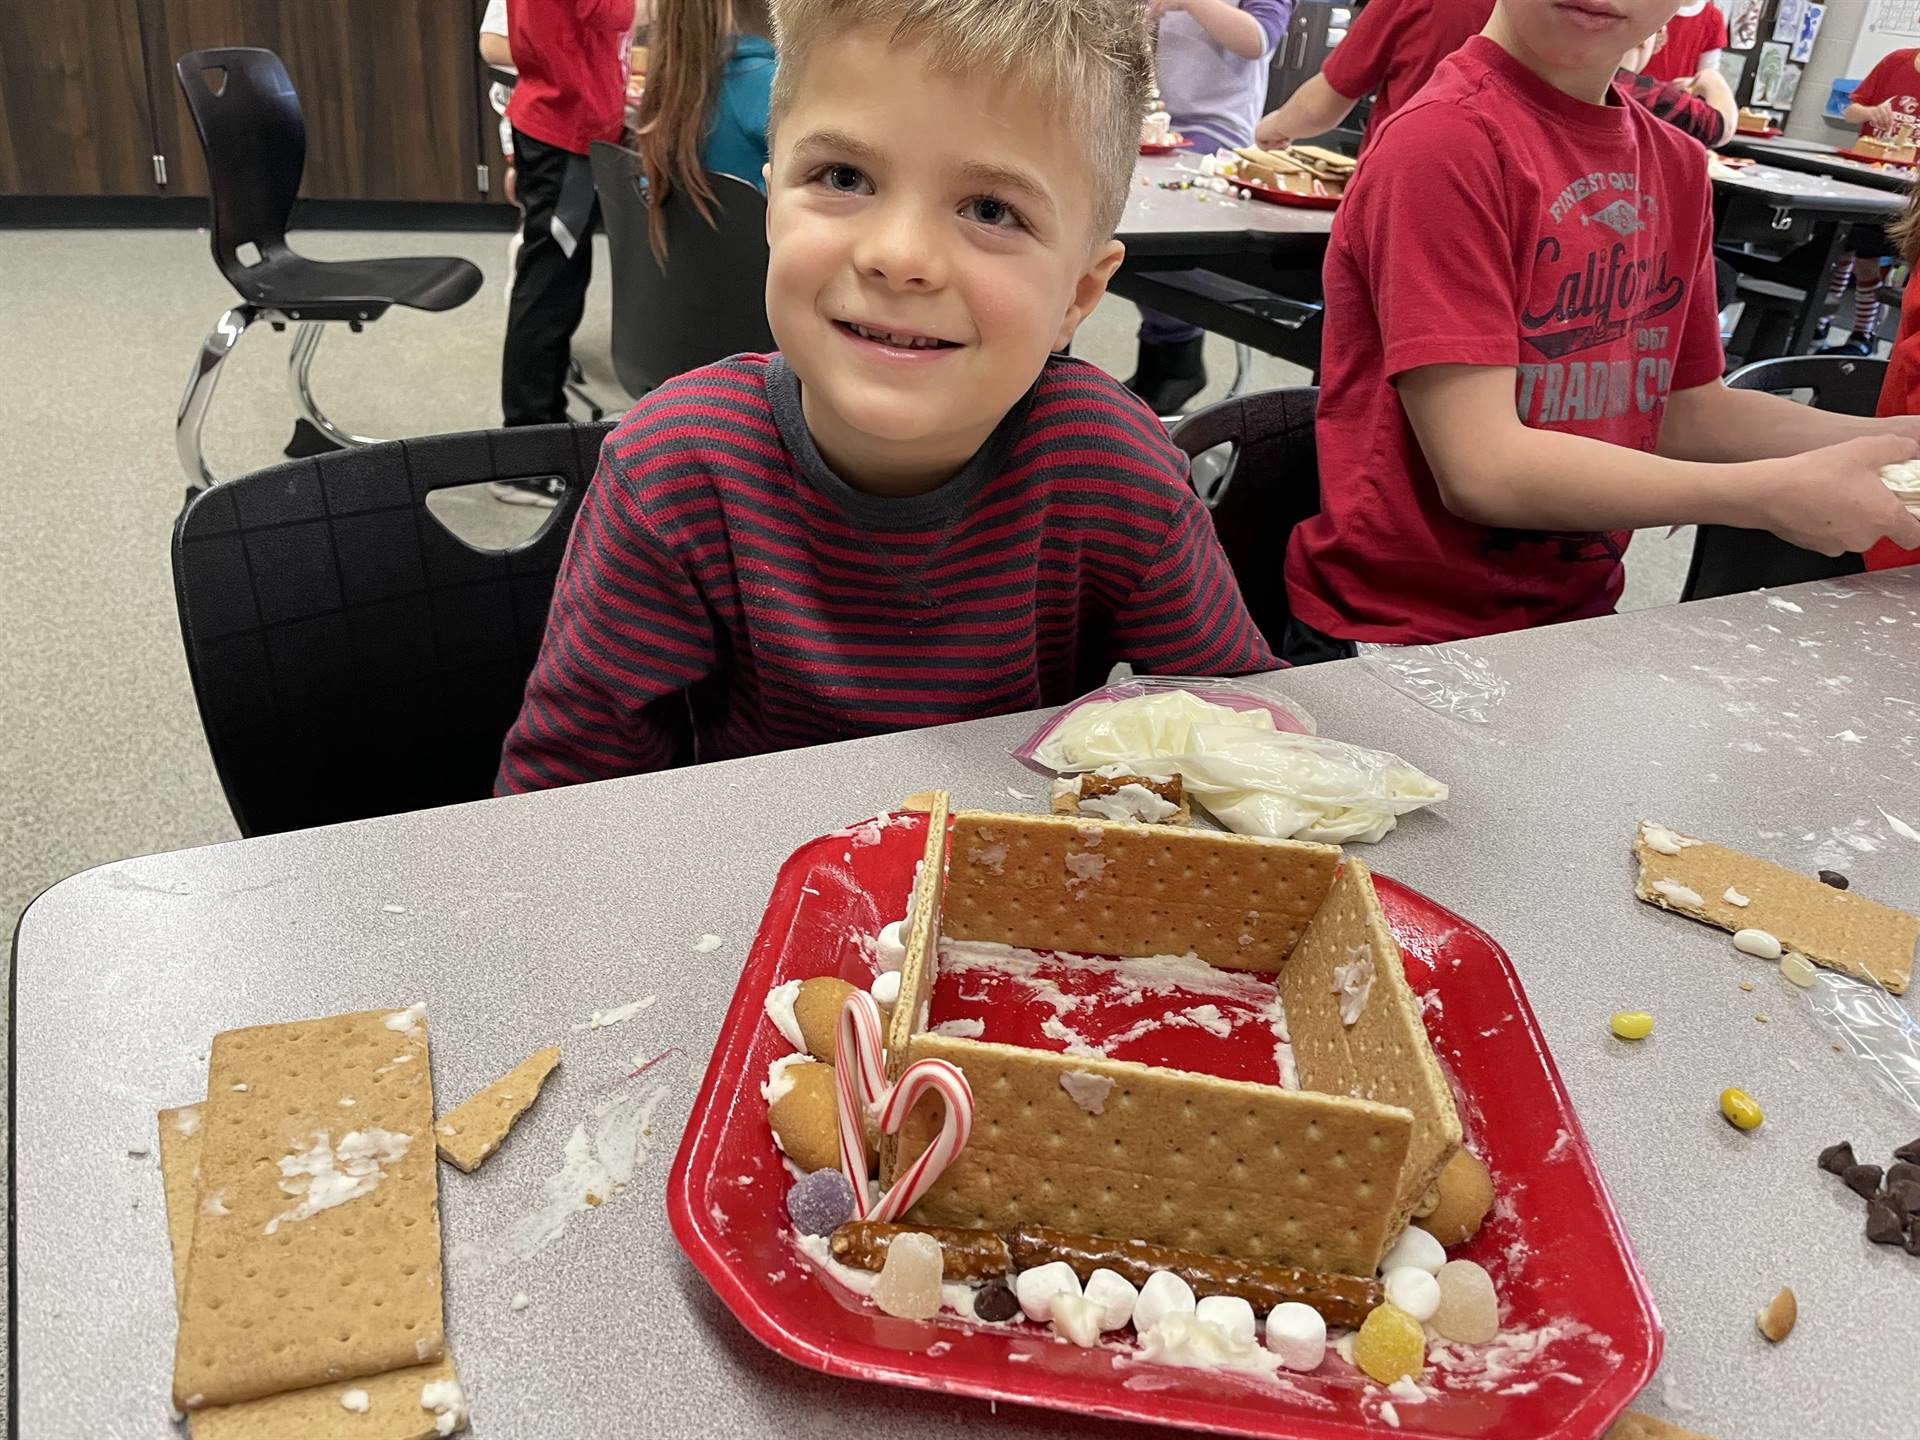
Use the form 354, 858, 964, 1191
763, 164, 775, 243
1054, 239, 1127, 351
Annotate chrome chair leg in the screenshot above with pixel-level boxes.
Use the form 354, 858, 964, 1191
1227, 343, 1254, 399
176, 305, 257, 489
288, 322, 384, 448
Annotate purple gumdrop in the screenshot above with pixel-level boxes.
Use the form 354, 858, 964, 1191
787, 1168, 855, 1236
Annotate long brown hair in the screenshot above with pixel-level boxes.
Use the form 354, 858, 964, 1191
633, 0, 767, 260
1893, 172, 1920, 265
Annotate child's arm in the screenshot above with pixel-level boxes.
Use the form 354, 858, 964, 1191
1661, 379, 1920, 459
1399, 365, 1920, 557
1150, 0, 1273, 62
1256, 74, 1361, 149
1683, 68, 1737, 146
1111, 496, 1278, 674
496, 469, 718, 794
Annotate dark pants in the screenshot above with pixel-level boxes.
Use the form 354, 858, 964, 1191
502, 128, 598, 427
1279, 615, 1357, 666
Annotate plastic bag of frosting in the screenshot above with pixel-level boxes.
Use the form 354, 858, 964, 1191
1015, 677, 1315, 772
1016, 681, 1445, 843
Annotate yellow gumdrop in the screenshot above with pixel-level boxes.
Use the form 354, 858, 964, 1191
1609, 1011, 1654, 1040
1719, 1087, 1764, 1130
1353, 1303, 1426, 1385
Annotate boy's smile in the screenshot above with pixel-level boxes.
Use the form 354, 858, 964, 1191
764, 26, 1125, 495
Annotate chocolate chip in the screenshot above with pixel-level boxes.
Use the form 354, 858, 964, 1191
973, 1279, 1020, 1322
1819, 1141, 1857, 1175
1908, 1228, 1920, 1259
1894, 1137, 1920, 1165
1817, 869, 1849, 889
1887, 1160, 1920, 1189
1866, 1199, 1907, 1246
1888, 1179, 1920, 1216
1843, 1162, 1884, 1199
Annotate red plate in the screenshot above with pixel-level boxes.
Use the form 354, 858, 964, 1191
1835, 145, 1916, 168
1140, 137, 1194, 155
668, 814, 1661, 1440
1735, 124, 1782, 138
1237, 179, 1342, 210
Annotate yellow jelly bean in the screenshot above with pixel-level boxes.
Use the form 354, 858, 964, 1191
1352, 1303, 1426, 1385
1609, 1011, 1654, 1040
1720, 1087, 1764, 1130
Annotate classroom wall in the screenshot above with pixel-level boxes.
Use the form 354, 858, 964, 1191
1784, 0, 1869, 141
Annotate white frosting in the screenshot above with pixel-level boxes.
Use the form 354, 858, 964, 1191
1137, 1312, 1278, 1378
1723, 887, 1751, 907
265, 1129, 410, 1235
761, 1053, 811, 1106
1331, 946, 1375, 1026
1060, 1070, 1116, 1114
1051, 1291, 1105, 1347
1651, 880, 1705, 910
340, 1389, 370, 1413
1078, 784, 1181, 825
1639, 822, 1697, 856
1881, 459, 1920, 496
932, 1018, 984, 1039
764, 980, 806, 1050
870, 970, 902, 1008
875, 920, 909, 972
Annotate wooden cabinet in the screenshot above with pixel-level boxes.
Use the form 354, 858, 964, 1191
145, 0, 488, 202
0, 0, 501, 205
0, 0, 163, 195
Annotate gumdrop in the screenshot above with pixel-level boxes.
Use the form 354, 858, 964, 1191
1430, 1259, 1500, 1344
872, 1230, 944, 1319
786, 1168, 854, 1236
1352, 1304, 1426, 1384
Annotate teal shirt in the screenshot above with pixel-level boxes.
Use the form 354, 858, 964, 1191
699, 35, 774, 191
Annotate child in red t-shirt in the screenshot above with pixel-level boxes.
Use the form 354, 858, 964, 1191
1283, 0, 1920, 657
1869, 177, 1920, 575
1820, 48, 1920, 357
1638, 0, 1725, 84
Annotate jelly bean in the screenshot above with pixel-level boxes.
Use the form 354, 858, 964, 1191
1610, 1011, 1654, 1040
1720, 1087, 1764, 1130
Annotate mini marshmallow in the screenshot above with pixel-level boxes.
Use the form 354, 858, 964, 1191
1050, 1291, 1104, 1347
1194, 1294, 1257, 1348
1133, 1270, 1197, 1334
1733, 928, 1783, 960
875, 920, 908, 971
1264, 1301, 1327, 1371
869, 970, 901, 1008
1014, 1261, 1083, 1323
1383, 1266, 1442, 1323
1379, 1225, 1447, 1276
1083, 1268, 1139, 1331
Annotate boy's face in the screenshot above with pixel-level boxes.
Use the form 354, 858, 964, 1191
1497, 0, 1686, 77
764, 28, 1125, 486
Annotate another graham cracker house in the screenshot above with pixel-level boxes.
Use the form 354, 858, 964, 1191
881, 805, 1461, 1277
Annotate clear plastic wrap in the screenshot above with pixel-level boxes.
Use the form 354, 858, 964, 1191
1013, 681, 1446, 844
1357, 643, 1510, 725
1803, 969, 1920, 1120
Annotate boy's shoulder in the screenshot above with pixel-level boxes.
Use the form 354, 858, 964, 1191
1007, 355, 1194, 494
602, 354, 779, 462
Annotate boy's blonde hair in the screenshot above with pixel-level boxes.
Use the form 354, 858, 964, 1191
768, 0, 1154, 240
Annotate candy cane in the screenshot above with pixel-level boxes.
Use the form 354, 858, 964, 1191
834, 992, 889, 1218
870, 1058, 974, 1224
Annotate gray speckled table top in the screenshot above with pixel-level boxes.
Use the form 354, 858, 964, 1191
1711, 160, 1904, 216
1119, 154, 1335, 244
15, 571, 1920, 1440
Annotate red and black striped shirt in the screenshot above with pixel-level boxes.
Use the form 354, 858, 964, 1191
497, 353, 1274, 793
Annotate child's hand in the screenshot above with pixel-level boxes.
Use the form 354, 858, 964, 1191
1865, 100, 1898, 133
1148, 0, 1192, 16
1254, 112, 1290, 149
1747, 436, 1920, 556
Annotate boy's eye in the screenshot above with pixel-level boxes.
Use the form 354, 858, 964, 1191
963, 195, 1024, 229
819, 164, 870, 194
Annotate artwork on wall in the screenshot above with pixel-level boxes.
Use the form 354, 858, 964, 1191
1752, 40, 1790, 106
1789, 4, 1824, 64
1728, 0, 1764, 50
1771, 0, 1806, 45
1775, 61, 1803, 109
1717, 49, 1749, 92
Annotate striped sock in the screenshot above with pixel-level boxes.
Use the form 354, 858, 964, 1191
1829, 256, 1855, 298
1856, 274, 1882, 336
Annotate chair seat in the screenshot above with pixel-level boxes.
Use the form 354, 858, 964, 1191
234, 248, 483, 320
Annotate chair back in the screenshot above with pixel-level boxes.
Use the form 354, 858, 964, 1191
1683, 356, 1883, 600
173, 423, 615, 836
1167, 387, 1321, 650
175, 48, 306, 299
591, 142, 776, 395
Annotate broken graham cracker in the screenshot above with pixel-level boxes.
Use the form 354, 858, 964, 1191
435, 1046, 560, 1172
1049, 771, 1191, 825
171, 1007, 446, 1411
156, 1102, 462, 1439
942, 810, 1339, 973
1633, 821, 1916, 994
1279, 858, 1462, 1249
885, 791, 950, 1083
892, 1032, 1415, 1275
1603, 1412, 1721, 1440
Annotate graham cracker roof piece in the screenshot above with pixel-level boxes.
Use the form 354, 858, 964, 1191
435, 1045, 560, 1173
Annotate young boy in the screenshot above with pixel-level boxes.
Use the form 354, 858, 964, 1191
1282, 0, 1920, 659
497, 0, 1273, 794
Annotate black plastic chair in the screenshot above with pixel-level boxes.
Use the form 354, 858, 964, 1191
590, 142, 775, 396
1681, 356, 1884, 600
173, 422, 614, 836
173, 48, 484, 490
1167, 387, 1321, 650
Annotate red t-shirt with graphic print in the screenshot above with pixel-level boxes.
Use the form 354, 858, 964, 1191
1286, 37, 1725, 644
1640, 3, 1728, 84
1852, 48, 1920, 142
